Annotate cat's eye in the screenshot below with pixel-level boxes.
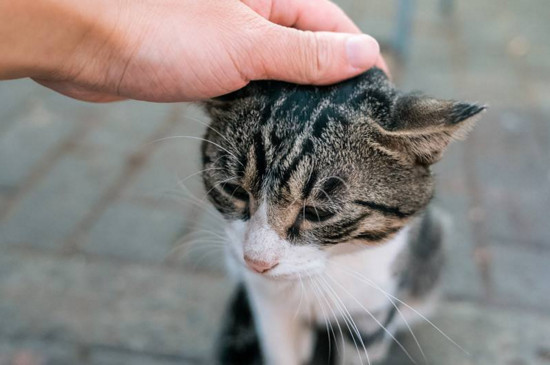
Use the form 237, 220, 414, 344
221, 182, 249, 201
303, 206, 335, 222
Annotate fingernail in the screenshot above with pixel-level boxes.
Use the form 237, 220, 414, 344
346, 35, 380, 69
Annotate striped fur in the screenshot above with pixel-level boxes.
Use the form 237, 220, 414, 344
203, 68, 484, 365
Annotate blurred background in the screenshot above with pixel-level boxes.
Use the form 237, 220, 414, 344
1, 0, 549, 364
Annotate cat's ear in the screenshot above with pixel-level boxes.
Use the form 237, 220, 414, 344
376, 93, 486, 165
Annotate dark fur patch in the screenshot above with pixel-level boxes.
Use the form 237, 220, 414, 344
449, 103, 486, 124
354, 226, 401, 242
353, 200, 413, 219
343, 305, 399, 348
399, 209, 445, 297
217, 286, 262, 365
315, 177, 345, 200
253, 132, 267, 189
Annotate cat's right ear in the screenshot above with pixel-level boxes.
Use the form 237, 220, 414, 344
375, 93, 486, 165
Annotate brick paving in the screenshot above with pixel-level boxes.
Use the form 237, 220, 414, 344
1, 1, 549, 364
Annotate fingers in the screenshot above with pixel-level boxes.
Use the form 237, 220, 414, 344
248, 25, 380, 85
242, 0, 361, 33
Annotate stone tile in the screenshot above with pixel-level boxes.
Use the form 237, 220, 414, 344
89, 348, 196, 365
348, 0, 394, 40
1, 101, 179, 250
80, 101, 174, 155
433, 194, 484, 302
0, 79, 44, 131
0, 338, 80, 365
124, 104, 206, 202
1, 152, 122, 249
0, 250, 234, 362
382, 301, 550, 365
0, 97, 87, 188
0, 337, 200, 365
469, 110, 550, 250
431, 142, 484, 301
489, 243, 550, 312
82, 201, 187, 263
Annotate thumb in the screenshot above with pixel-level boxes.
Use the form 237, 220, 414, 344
250, 26, 380, 85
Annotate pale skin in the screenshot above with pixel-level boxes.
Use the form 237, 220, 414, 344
0, 0, 388, 103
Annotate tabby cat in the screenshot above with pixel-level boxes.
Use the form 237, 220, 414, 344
201, 68, 484, 365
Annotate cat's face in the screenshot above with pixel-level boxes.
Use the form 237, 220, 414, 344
202, 69, 484, 280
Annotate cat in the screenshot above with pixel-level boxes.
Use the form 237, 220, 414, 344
200, 68, 485, 365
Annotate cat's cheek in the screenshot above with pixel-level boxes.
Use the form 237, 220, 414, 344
224, 221, 247, 266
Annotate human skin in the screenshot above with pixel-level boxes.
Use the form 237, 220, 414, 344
0, 0, 388, 103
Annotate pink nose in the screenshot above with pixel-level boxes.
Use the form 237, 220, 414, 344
244, 256, 278, 273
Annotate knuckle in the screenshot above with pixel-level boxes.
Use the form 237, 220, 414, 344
299, 31, 331, 83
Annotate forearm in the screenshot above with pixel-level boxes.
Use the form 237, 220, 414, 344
0, 0, 121, 80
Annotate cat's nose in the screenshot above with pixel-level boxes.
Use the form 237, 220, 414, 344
244, 256, 278, 273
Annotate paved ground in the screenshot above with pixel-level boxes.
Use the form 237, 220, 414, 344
1, 0, 549, 364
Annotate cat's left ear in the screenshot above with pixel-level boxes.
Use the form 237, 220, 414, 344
376, 93, 486, 165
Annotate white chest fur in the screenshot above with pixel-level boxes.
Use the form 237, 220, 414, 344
236, 226, 411, 365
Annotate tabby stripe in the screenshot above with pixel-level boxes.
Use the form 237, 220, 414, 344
323, 225, 360, 242
322, 214, 371, 241
301, 169, 318, 199
355, 227, 401, 242
259, 86, 284, 125
311, 108, 331, 139
280, 139, 314, 188
253, 132, 266, 188
334, 212, 372, 231
237, 149, 249, 178
353, 200, 412, 218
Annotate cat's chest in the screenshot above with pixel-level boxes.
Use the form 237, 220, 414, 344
308, 228, 409, 322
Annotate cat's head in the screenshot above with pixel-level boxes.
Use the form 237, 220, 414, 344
202, 68, 484, 280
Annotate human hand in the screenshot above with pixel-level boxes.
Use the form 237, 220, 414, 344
1, 0, 388, 102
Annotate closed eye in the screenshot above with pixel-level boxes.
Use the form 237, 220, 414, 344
303, 206, 335, 222
221, 182, 249, 201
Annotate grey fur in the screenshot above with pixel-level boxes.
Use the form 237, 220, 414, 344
201, 68, 484, 364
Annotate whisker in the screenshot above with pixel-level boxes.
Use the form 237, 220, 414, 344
318, 275, 369, 365
309, 276, 344, 361
306, 275, 333, 359
172, 182, 226, 222
182, 114, 244, 161
324, 274, 416, 365
177, 167, 225, 185
315, 188, 333, 204
201, 176, 239, 202
317, 175, 351, 192
294, 272, 305, 321
334, 264, 468, 357
334, 264, 428, 363
176, 229, 227, 243
149, 135, 244, 168
189, 246, 226, 271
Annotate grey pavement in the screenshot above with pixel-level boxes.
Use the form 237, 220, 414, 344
1, 0, 549, 364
